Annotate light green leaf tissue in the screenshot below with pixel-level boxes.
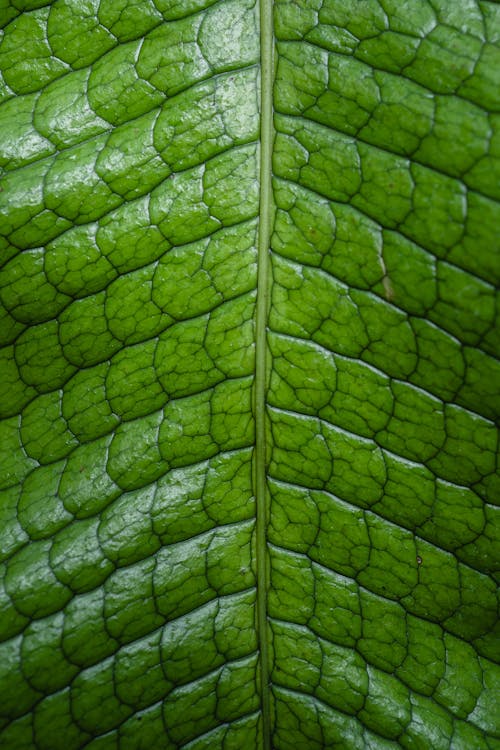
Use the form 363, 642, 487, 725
0, 1, 499, 748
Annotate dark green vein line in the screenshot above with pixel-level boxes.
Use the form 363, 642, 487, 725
271, 175, 499, 290
276, 108, 498, 204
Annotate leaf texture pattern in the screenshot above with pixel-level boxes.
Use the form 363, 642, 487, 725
0, 1, 499, 748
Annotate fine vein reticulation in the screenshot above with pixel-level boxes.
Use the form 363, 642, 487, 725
0, 1, 499, 749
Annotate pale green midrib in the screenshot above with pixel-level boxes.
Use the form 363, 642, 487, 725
255, 1, 274, 748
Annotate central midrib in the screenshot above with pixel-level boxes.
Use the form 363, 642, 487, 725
255, 0, 274, 747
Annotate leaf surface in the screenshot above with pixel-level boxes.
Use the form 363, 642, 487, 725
0, 1, 499, 748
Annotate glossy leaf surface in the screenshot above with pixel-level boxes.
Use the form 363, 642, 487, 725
0, 1, 499, 748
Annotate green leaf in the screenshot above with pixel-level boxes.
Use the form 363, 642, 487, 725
1, 1, 499, 748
